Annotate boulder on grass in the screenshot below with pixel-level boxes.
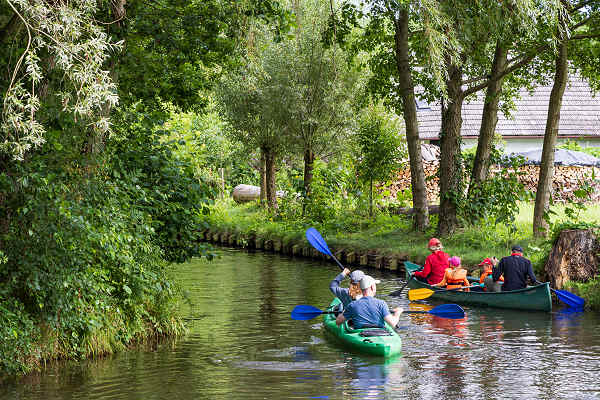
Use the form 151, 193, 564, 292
232, 184, 261, 203
545, 229, 600, 289
232, 184, 286, 203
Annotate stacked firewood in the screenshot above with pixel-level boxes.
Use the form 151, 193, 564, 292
388, 163, 600, 202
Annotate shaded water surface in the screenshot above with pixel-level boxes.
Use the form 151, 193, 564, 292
3, 249, 600, 399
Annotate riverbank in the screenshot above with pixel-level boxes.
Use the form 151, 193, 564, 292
205, 200, 600, 308
207, 200, 600, 271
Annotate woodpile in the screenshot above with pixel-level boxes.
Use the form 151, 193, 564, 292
388, 162, 600, 202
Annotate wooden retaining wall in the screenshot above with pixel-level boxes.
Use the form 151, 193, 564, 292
199, 229, 409, 275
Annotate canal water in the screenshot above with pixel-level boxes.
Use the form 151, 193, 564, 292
3, 249, 600, 399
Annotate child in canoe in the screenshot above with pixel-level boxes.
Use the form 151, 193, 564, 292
330, 268, 364, 308
479, 257, 503, 292
432, 256, 470, 291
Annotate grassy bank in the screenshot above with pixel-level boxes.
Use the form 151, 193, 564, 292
207, 200, 600, 273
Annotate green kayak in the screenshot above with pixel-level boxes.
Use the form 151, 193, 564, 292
322, 298, 402, 357
404, 261, 552, 312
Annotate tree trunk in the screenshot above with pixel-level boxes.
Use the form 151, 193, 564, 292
265, 149, 277, 209
302, 147, 315, 216
369, 177, 373, 218
533, 40, 568, 237
260, 150, 267, 204
545, 229, 600, 289
469, 42, 508, 191
438, 62, 464, 236
303, 147, 315, 199
393, 10, 429, 230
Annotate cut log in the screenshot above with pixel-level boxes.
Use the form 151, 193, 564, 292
545, 229, 600, 289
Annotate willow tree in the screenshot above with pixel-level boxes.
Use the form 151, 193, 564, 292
270, 0, 356, 206
217, 59, 287, 209
0, 0, 121, 161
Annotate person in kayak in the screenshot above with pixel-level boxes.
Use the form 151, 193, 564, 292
335, 275, 403, 329
479, 257, 503, 292
493, 245, 537, 291
413, 238, 448, 285
432, 256, 470, 291
329, 268, 364, 307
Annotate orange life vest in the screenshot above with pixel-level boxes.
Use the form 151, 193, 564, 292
444, 268, 469, 290
479, 266, 504, 284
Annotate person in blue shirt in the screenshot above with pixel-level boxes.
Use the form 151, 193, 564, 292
330, 268, 364, 307
336, 275, 403, 329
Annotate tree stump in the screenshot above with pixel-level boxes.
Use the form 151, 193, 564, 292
545, 229, 599, 289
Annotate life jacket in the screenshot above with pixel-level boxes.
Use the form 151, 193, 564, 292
479, 266, 504, 283
445, 268, 468, 290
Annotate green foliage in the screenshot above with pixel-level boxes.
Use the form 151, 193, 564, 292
0, 104, 218, 374
163, 105, 259, 190
115, 0, 293, 111
0, 158, 184, 374
108, 106, 215, 264
355, 104, 404, 215
461, 148, 532, 231
558, 139, 600, 158
564, 276, 600, 311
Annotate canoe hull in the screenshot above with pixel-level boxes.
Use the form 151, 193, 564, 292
404, 261, 552, 312
322, 298, 402, 357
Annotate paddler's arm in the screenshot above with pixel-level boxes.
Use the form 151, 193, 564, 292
330, 268, 350, 299
384, 307, 403, 328
335, 313, 346, 327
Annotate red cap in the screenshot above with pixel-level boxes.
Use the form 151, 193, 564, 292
428, 238, 441, 248
479, 258, 493, 266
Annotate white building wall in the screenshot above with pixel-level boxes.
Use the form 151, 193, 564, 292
461, 137, 600, 153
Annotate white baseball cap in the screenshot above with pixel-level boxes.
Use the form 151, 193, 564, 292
359, 275, 381, 290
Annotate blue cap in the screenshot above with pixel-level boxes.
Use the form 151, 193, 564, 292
511, 245, 523, 253
349, 270, 365, 283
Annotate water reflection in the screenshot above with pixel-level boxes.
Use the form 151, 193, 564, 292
2, 249, 600, 400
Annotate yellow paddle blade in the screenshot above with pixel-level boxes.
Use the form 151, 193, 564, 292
408, 288, 435, 301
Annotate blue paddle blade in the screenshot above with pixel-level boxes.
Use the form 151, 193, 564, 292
428, 304, 465, 317
291, 304, 325, 321
553, 288, 585, 308
305, 228, 332, 257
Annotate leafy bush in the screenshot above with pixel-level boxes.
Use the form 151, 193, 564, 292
109, 107, 214, 263
163, 105, 259, 190
564, 276, 600, 311
0, 106, 215, 374
461, 148, 532, 230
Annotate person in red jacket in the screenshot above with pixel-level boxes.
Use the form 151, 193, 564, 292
413, 238, 448, 285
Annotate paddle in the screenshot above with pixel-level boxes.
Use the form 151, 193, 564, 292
290, 303, 466, 321
305, 227, 344, 271
408, 286, 482, 301
536, 281, 585, 308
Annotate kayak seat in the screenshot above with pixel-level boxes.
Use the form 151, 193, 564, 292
359, 329, 393, 337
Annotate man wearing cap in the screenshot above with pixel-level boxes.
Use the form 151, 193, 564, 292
493, 245, 537, 291
329, 268, 365, 307
413, 238, 449, 285
335, 275, 403, 329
